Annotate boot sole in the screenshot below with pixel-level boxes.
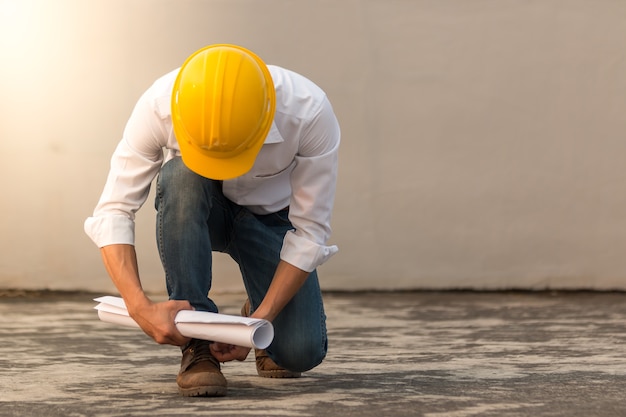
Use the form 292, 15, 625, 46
257, 370, 302, 378
178, 385, 227, 397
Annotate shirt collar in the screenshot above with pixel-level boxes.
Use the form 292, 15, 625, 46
264, 122, 284, 144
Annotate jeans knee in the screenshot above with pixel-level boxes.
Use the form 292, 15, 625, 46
269, 336, 327, 373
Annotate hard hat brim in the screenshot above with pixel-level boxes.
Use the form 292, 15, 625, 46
177, 131, 266, 180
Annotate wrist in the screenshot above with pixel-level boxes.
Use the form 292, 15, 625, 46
250, 304, 277, 323
124, 291, 152, 318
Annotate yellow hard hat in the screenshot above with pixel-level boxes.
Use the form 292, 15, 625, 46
171, 44, 276, 180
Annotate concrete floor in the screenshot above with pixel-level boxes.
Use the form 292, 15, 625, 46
1, 290, 625, 416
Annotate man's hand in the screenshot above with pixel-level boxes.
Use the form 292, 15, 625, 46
210, 342, 251, 362
129, 299, 193, 346
100, 244, 192, 346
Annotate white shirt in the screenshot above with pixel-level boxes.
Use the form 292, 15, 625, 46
84, 65, 340, 272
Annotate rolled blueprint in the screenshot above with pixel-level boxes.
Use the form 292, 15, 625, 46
94, 296, 274, 349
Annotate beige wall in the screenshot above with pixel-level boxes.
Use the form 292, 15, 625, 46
1, 0, 625, 293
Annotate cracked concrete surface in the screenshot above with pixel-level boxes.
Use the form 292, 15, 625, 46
1, 291, 625, 416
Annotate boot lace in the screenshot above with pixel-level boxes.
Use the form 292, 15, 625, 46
183, 339, 219, 370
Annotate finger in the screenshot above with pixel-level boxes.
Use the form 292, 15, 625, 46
152, 329, 190, 346
178, 300, 194, 311
235, 348, 251, 361
167, 299, 193, 312
211, 351, 236, 362
210, 342, 235, 353
173, 335, 192, 347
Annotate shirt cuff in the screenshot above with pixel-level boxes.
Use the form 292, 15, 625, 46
280, 230, 338, 272
84, 215, 136, 248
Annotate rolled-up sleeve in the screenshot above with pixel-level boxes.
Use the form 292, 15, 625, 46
280, 96, 340, 272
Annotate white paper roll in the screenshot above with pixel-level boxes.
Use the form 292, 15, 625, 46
94, 297, 274, 349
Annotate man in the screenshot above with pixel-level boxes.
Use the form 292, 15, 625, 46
84, 44, 340, 397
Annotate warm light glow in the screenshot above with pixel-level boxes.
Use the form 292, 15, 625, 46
0, 0, 38, 54
0, 0, 47, 97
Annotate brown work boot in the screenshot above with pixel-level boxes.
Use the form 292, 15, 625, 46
177, 339, 227, 397
241, 300, 302, 378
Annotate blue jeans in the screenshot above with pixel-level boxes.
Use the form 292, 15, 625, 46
155, 157, 327, 372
